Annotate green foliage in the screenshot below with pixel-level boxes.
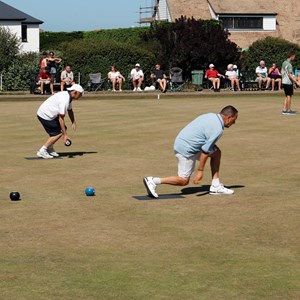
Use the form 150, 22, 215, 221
141, 17, 240, 77
240, 36, 300, 71
40, 27, 148, 51
83, 27, 149, 44
0, 27, 20, 72
60, 39, 155, 86
2, 52, 39, 91
40, 31, 84, 51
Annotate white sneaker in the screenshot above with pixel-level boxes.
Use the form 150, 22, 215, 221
47, 146, 59, 157
37, 149, 53, 159
209, 184, 234, 195
133, 88, 137, 91
137, 87, 142, 92
143, 177, 158, 198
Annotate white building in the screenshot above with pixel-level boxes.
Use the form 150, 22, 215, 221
0, 1, 43, 53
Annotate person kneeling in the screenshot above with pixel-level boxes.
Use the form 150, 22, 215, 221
143, 106, 238, 198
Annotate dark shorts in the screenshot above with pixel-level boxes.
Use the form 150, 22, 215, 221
37, 115, 62, 137
283, 84, 293, 96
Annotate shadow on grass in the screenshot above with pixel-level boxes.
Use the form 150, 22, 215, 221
134, 185, 245, 201
25, 151, 97, 160
182, 184, 245, 197
58, 151, 97, 158
133, 194, 185, 201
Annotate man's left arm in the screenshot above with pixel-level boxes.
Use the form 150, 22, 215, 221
68, 109, 76, 131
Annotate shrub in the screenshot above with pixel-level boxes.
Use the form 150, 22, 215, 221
2, 52, 39, 91
240, 36, 300, 71
0, 27, 20, 72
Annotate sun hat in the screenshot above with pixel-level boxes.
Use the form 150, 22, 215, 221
67, 84, 84, 94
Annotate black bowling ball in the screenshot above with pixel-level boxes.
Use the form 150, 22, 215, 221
10, 191, 20, 201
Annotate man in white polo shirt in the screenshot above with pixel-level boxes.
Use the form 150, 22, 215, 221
130, 63, 144, 91
256, 60, 271, 90
143, 105, 238, 198
36, 84, 84, 159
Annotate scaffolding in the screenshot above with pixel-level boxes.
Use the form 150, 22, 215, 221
138, 0, 159, 25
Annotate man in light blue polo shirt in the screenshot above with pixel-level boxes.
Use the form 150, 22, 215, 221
143, 105, 238, 198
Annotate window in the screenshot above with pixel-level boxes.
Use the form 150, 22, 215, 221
220, 16, 263, 30
21, 24, 27, 42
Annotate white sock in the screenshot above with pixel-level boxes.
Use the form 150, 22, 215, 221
153, 177, 161, 185
212, 178, 220, 186
40, 145, 47, 151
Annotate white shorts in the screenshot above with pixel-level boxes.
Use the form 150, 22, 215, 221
175, 151, 199, 178
175, 146, 218, 178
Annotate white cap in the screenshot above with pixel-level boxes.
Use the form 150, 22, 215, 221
209, 63, 214, 68
135, 63, 140, 67
233, 65, 238, 69
67, 84, 84, 94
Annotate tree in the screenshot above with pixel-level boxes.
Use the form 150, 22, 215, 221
141, 17, 240, 77
0, 27, 20, 72
240, 36, 300, 71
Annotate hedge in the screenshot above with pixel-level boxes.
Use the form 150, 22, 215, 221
60, 39, 155, 87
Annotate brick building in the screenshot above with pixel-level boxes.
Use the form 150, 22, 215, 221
140, 0, 300, 49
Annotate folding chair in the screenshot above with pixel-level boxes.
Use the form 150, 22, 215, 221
87, 73, 105, 91
169, 67, 185, 92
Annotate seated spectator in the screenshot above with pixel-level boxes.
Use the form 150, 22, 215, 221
225, 64, 241, 91
130, 63, 144, 91
108, 66, 125, 92
294, 69, 300, 87
233, 64, 245, 89
47, 51, 62, 83
204, 63, 225, 92
233, 65, 240, 77
39, 68, 54, 95
60, 64, 75, 91
268, 63, 282, 91
150, 64, 167, 93
256, 60, 271, 90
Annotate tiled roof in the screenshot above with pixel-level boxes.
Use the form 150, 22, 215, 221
0, 0, 43, 24
208, 0, 277, 15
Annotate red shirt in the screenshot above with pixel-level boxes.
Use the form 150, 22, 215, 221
205, 69, 219, 79
39, 70, 51, 80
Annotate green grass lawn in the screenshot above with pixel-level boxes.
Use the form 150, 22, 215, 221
0, 92, 299, 299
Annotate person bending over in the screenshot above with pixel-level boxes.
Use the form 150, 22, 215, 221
143, 105, 238, 198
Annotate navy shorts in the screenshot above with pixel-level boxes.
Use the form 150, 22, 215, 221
283, 84, 293, 96
37, 116, 62, 137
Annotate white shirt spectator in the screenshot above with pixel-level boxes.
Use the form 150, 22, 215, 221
108, 71, 121, 79
131, 68, 144, 80
256, 66, 268, 78
225, 70, 238, 79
